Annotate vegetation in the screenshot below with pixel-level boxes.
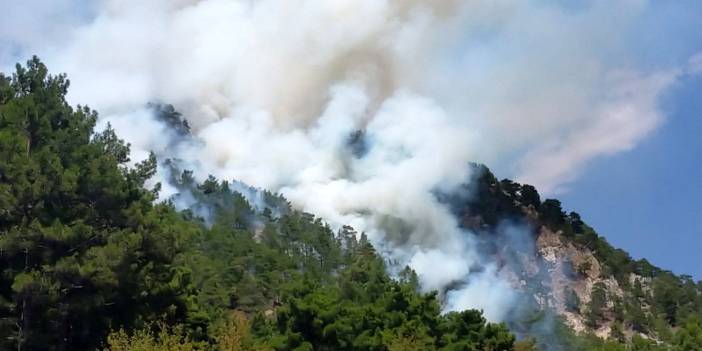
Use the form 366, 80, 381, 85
0, 57, 196, 350
2, 58, 702, 350
460, 165, 702, 349
586, 282, 608, 329
0, 57, 519, 351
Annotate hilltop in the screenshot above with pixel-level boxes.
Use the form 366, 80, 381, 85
1, 58, 701, 351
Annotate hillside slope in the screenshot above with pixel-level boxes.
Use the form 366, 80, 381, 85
1, 58, 701, 351
0, 56, 523, 351
450, 165, 702, 348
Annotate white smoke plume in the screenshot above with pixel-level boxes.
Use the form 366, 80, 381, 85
2, 0, 698, 321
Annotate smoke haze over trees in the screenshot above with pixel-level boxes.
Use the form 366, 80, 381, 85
2, 1, 702, 350
2, 58, 702, 351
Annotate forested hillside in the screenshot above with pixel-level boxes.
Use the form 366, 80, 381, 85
0, 58, 522, 351
449, 166, 702, 350
1, 58, 701, 351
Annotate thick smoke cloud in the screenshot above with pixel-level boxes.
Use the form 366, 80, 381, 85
3, 0, 698, 321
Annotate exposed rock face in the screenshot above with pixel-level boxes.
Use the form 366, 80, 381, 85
537, 227, 611, 336
446, 165, 670, 342
505, 224, 649, 340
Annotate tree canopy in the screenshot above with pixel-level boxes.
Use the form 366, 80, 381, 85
0, 57, 520, 351
3, 57, 702, 351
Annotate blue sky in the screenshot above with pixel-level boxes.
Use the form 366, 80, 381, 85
560, 1, 702, 279
561, 74, 702, 279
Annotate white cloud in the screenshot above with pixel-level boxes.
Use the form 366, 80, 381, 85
516, 69, 680, 193
688, 51, 702, 75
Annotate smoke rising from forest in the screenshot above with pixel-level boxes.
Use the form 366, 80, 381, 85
3, 0, 698, 321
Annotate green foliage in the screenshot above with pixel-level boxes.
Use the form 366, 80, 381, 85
105, 323, 201, 351
0, 58, 526, 350
514, 338, 538, 351
568, 212, 584, 234
586, 282, 608, 329
461, 165, 521, 227
171, 177, 517, 350
519, 185, 540, 210
148, 103, 191, 136
673, 317, 702, 351
539, 199, 565, 229
0, 57, 197, 350
4, 58, 701, 351
446, 164, 541, 230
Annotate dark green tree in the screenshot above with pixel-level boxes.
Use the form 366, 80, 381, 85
518, 185, 540, 209
539, 199, 565, 229
0, 57, 195, 350
586, 282, 608, 329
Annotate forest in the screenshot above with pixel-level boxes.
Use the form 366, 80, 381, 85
1, 58, 701, 350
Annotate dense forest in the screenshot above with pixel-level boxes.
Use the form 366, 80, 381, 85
1, 58, 701, 350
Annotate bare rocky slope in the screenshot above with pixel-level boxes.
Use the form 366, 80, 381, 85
446, 164, 701, 344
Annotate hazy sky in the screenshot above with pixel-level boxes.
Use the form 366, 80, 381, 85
558, 0, 702, 279
562, 74, 702, 279
1, 0, 701, 282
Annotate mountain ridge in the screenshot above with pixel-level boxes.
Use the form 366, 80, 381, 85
126, 62, 702, 350
453, 165, 702, 347
1, 57, 701, 350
